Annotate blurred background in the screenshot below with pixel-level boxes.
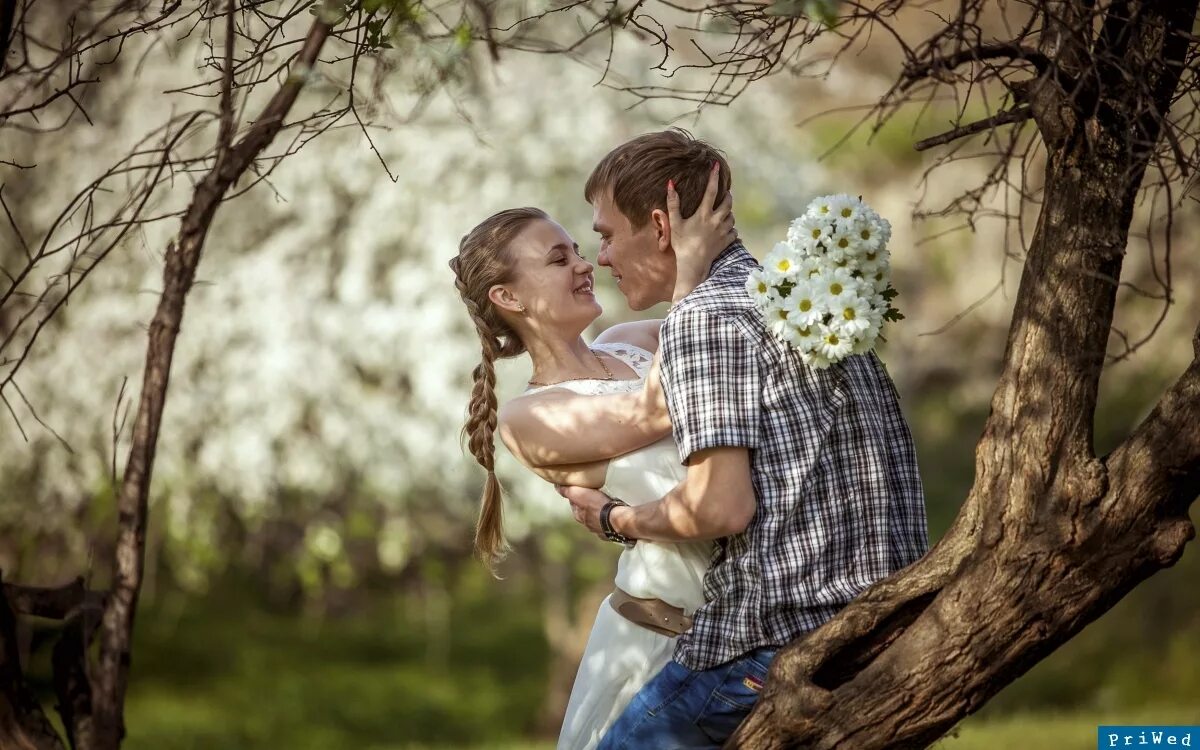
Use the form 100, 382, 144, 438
1, 2, 1197, 748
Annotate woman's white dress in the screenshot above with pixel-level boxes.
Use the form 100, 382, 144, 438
529, 343, 713, 750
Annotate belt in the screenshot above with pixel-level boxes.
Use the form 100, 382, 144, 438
609, 587, 694, 637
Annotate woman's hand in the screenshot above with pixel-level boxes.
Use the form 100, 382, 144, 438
669, 163, 736, 305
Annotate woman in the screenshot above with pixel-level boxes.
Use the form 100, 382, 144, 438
449, 170, 735, 749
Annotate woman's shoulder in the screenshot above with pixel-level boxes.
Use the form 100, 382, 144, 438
591, 319, 663, 354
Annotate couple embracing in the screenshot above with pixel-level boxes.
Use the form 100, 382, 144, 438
449, 129, 928, 749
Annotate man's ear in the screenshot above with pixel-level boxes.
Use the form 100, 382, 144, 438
650, 208, 671, 253
488, 284, 524, 314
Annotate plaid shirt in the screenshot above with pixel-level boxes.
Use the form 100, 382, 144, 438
659, 243, 928, 670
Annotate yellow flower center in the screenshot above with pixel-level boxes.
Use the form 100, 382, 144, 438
777, 259, 791, 271
826, 333, 840, 345
860, 229, 871, 240
841, 207, 852, 218
830, 282, 843, 295
843, 308, 856, 320
777, 310, 788, 320
866, 252, 876, 261
757, 282, 768, 294
799, 299, 812, 312
811, 228, 822, 239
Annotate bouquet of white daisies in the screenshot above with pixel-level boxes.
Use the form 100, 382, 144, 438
746, 194, 903, 369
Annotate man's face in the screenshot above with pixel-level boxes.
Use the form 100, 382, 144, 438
591, 191, 675, 311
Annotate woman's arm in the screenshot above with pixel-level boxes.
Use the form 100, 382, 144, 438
497, 385, 671, 469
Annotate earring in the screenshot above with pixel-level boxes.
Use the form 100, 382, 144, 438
516, 303, 527, 313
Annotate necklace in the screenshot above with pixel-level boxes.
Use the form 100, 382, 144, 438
528, 348, 615, 387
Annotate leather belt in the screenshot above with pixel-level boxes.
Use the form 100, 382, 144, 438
609, 587, 694, 637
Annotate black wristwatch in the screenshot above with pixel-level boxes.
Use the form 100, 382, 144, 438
600, 498, 636, 548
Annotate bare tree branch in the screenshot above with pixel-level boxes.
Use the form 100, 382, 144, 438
915, 105, 1032, 151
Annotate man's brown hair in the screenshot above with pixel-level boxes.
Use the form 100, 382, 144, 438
585, 128, 731, 229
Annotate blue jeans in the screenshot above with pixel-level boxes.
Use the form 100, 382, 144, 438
596, 647, 778, 750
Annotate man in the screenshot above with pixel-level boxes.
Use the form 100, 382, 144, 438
559, 128, 929, 748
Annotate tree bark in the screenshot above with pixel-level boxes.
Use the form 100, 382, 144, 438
731, 1, 1200, 747
0, 573, 65, 750
87, 16, 333, 749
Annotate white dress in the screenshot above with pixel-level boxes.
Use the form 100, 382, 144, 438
532, 343, 713, 750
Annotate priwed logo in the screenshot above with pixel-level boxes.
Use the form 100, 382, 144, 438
1100, 726, 1198, 748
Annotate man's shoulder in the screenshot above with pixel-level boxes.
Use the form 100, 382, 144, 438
671, 248, 759, 322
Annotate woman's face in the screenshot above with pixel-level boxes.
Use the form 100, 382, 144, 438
495, 218, 601, 336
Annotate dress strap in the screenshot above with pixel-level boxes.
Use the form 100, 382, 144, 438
591, 341, 655, 379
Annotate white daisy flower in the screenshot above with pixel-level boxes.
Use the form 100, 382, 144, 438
746, 268, 778, 304
831, 294, 872, 336
867, 292, 889, 325
783, 279, 824, 328
848, 215, 882, 253
765, 302, 794, 340
783, 322, 820, 353
793, 214, 834, 248
851, 329, 877, 355
763, 241, 802, 278
870, 271, 890, 294
826, 227, 859, 260
815, 266, 862, 304
871, 214, 892, 246
802, 350, 833, 370
807, 195, 838, 220
816, 324, 854, 360
828, 195, 863, 226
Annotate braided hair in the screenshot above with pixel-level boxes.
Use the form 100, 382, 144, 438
449, 207, 548, 571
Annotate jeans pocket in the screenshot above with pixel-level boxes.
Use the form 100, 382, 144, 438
695, 656, 771, 743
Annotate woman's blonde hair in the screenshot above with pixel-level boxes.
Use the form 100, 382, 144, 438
449, 207, 548, 571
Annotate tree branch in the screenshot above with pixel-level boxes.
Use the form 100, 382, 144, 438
216, 0, 237, 163
914, 106, 1032, 151
1, 578, 106, 621
901, 43, 1051, 91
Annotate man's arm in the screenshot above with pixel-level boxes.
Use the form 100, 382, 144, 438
559, 445, 756, 542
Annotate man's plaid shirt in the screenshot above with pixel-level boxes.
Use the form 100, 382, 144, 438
659, 243, 928, 671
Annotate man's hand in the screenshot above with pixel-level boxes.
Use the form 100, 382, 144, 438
557, 485, 613, 539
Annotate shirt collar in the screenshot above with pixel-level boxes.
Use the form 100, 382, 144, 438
709, 241, 752, 276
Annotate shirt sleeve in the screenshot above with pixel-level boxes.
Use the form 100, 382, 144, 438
659, 307, 761, 465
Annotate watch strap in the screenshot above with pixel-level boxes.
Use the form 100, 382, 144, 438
600, 498, 636, 547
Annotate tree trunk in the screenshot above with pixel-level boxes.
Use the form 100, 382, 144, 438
731, 1, 1200, 747
0, 574, 65, 750
88, 17, 333, 749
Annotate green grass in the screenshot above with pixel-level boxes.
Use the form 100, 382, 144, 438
26, 550, 1200, 749
26, 570, 554, 750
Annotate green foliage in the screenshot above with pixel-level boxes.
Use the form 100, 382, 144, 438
109, 570, 550, 749
766, 0, 840, 26
454, 22, 472, 50
881, 285, 904, 322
